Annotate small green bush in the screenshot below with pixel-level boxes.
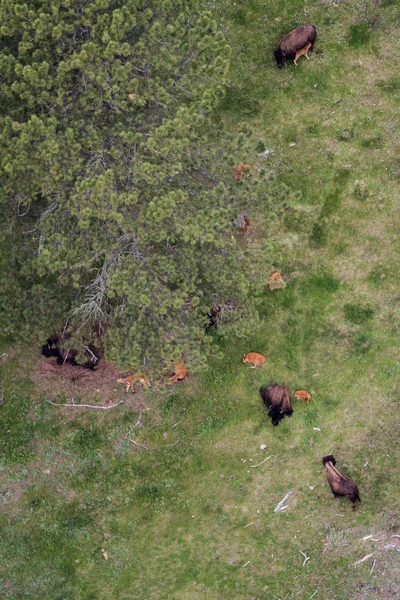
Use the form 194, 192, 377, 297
348, 23, 372, 47
343, 303, 374, 324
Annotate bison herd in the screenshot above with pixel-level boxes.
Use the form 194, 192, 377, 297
247, 365, 360, 508
41, 329, 360, 508
41, 19, 358, 503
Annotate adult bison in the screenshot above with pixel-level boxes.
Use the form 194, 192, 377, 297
260, 384, 293, 426
273, 25, 317, 68
41, 335, 101, 369
322, 455, 361, 509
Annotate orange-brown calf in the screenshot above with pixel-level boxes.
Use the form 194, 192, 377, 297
169, 363, 187, 384
117, 373, 151, 394
242, 352, 266, 367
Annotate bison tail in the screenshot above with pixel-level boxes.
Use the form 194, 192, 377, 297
322, 454, 336, 467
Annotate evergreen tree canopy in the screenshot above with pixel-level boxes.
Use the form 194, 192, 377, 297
0, 0, 292, 370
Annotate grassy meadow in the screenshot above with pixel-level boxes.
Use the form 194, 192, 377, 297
1, 0, 400, 598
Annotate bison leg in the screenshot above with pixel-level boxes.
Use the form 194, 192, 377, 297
304, 43, 312, 59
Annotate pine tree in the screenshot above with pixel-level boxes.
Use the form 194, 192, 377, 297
0, 0, 291, 370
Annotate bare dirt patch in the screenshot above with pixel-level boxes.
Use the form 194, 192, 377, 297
33, 357, 151, 413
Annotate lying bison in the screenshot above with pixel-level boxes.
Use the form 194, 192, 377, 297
41, 335, 101, 369
260, 384, 293, 426
273, 25, 317, 68
322, 455, 361, 509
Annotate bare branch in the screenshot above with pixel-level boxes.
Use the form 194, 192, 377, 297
251, 455, 272, 468
352, 553, 374, 566
300, 550, 310, 566
370, 559, 376, 575
273, 491, 292, 513
46, 399, 124, 410
115, 412, 142, 455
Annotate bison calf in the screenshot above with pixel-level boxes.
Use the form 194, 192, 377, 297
322, 455, 360, 509
273, 25, 317, 68
260, 384, 293, 426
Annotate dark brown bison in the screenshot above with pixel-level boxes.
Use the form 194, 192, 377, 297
322, 455, 361, 509
260, 384, 293, 426
273, 25, 317, 68
41, 335, 101, 369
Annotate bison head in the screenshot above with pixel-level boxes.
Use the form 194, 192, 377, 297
273, 49, 285, 68
269, 404, 285, 426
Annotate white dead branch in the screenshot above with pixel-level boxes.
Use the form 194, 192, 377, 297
309, 591, 318, 600
300, 550, 310, 566
251, 455, 272, 468
274, 491, 292, 513
370, 559, 376, 575
244, 522, 254, 528
352, 553, 374, 566
129, 439, 149, 449
384, 543, 400, 551
242, 561, 250, 568
115, 413, 142, 455
83, 344, 99, 364
47, 399, 124, 410
129, 438, 179, 451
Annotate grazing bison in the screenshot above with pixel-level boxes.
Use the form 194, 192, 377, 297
273, 25, 317, 68
322, 455, 361, 509
41, 335, 101, 369
260, 384, 293, 426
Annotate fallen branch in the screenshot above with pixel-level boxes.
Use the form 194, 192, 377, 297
129, 439, 149, 449
274, 491, 292, 513
309, 590, 318, 600
242, 561, 250, 568
0, 380, 4, 405
370, 559, 376, 575
384, 543, 400, 550
129, 438, 179, 451
83, 344, 99, 364
353, 552, 374, 566
251, 455, 272, 468
46, 399, 124, 410
244, 522, 254, 528
115, 412, 142, 455
300, 550, 310, 566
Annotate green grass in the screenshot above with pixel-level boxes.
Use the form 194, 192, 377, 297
1, 0, 400, 598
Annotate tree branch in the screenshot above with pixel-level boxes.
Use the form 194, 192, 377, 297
46, 399, 124, 410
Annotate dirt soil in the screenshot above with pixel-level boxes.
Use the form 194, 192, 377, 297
33, 357, 152, 412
